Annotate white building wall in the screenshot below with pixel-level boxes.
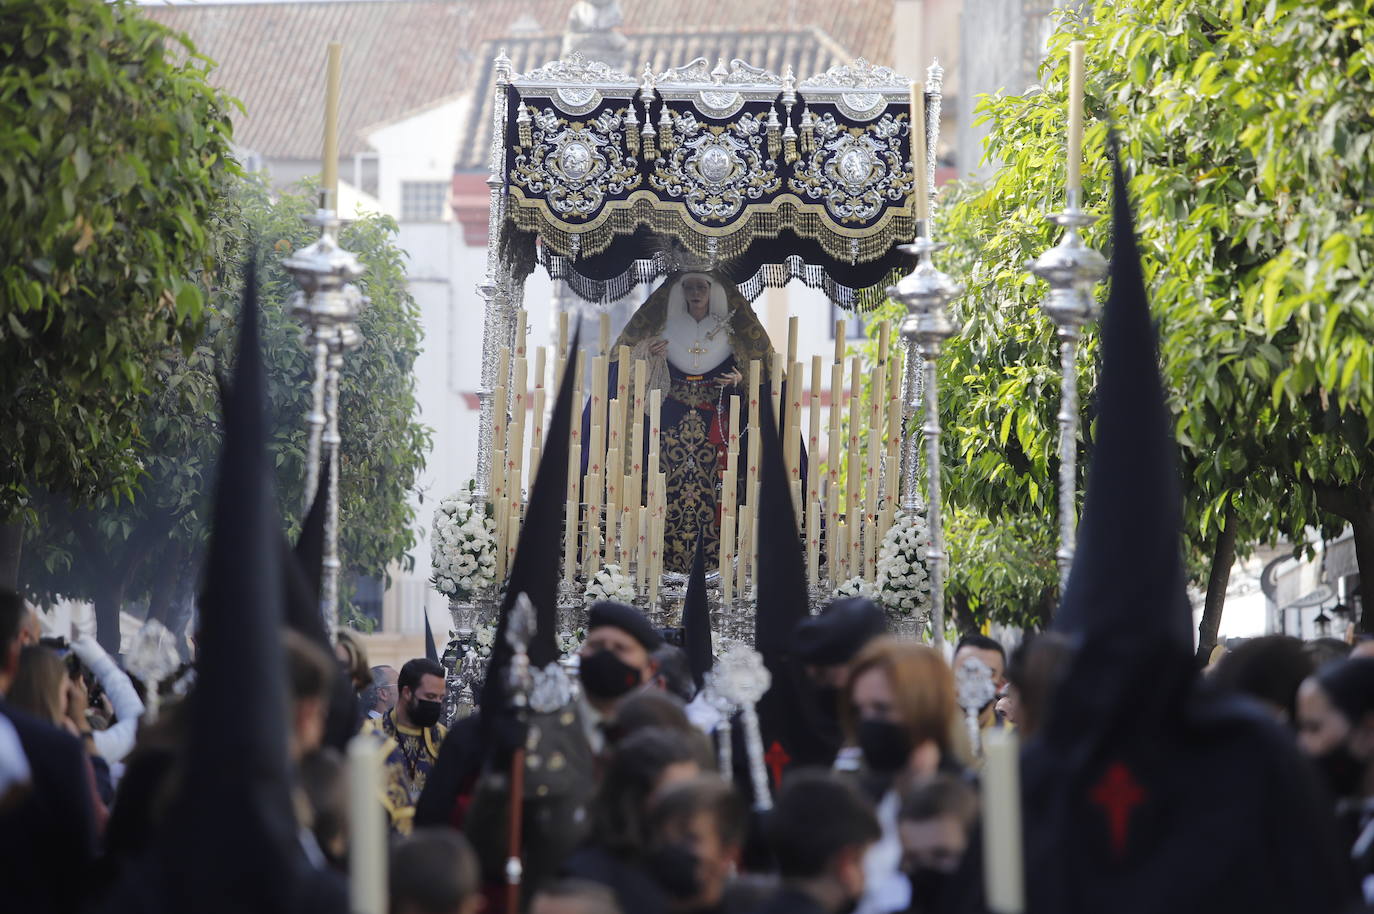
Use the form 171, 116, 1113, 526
366, 96, 468, 220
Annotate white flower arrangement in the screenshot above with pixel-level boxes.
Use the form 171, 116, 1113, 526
430, 483, 498, 603
557, 628, 586, 658
875, 510, 934, 619
472, 622, 498, 658
583, 563, 636, 604
834, 576, 876, 599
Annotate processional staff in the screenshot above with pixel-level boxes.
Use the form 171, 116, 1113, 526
503, 594, 537, 914
283, 41, 366, 641
1027, 40, 1107, 591
889, 62, 963, 651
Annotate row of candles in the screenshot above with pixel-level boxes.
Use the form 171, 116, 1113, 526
485, 308, 913, 598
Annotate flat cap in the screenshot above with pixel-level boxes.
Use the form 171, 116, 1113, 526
587, 601, 663, 651
792, 597, 887, 666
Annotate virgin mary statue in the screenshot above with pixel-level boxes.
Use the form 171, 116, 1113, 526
584, 271, 776, 573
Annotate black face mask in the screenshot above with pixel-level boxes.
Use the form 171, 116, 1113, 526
409, 698, 442, 729
858, 719, 913, 774
1315, 741, 1366, 798
579, 650, 642, 700
646, 844, 701, 899
907, 866, 952, 913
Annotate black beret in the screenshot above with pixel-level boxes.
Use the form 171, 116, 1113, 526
792, 597, 888, 666
587, 601, 663, 651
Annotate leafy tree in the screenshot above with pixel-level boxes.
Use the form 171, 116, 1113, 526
0, 0, 238, 581
26, 179, 432, 648
873, 0, 1374, 647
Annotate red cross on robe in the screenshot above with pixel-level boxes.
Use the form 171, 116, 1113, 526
764, 740, 792, 789
1090, 761, 1145, 857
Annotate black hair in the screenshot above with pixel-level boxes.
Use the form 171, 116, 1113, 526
1314, 657, 1374, 725
398, 657, 444, 696
590, 726, 701, 857
898, 774, 979, 828
1210, 635, 1313, 722
648, 774, 749, 847
954, 633, 1006, 661
0, 589, 24, 652
766, 769, 880, 878
389, 828, 480, 914
651, 643, 696, 702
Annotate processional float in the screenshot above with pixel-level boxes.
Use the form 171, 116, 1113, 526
441, 49, 960, 705
280, 35, 1104, 914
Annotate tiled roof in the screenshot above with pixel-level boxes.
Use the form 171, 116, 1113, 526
141, 0, 895, 161
140, 1, 556, 159
455, 27, 856, 171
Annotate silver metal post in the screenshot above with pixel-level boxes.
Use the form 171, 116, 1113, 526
1026, 188, 1107, 589
475, 50, 515, 502
303, 335, 329, 506
889, 237, 962, 651
321, 346, 344, 635
900, 336, 923, 512
283, 207, 366, 641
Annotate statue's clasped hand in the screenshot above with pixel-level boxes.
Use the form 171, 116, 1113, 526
715, 368, 743, 387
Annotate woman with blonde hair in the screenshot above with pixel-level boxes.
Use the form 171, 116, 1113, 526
840, 637, 962, 914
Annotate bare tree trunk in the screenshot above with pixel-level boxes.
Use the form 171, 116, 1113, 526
145, 546, 182, 625
1314, 483, 1374, 634
94, 584, 125, 655
1195, 505, 1238, 666
0, 519, 22, 589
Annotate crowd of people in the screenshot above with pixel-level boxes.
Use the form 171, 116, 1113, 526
4, 585, 1374, 914
1, 154, 1369, 914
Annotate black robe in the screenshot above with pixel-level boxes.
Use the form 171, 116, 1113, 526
0, 701, 98, 914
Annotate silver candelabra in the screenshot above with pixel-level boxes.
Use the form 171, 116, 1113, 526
1026, 190, 1107, 590
889, 236, 962, 649
283, 206, 366, 640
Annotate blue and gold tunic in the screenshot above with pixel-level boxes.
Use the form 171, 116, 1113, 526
363, 709, 446, 835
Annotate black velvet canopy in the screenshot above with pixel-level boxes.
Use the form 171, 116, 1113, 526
498, 58, 928, 309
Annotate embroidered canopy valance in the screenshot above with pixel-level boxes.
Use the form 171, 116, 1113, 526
495, 54, 939, 308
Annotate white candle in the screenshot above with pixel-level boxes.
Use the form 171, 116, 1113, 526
1067, 40, 1086, 202
347, 734, 387, 914
585, 472, 603, 575
322, 44, 342, 206
982, 729, 1026, 913
910, 80, 929, 227
720, 512, 735, 605
637, 506, 649, 591
630, 359, 646, 507
808, 356, 822, 507
806, 498, 820, 583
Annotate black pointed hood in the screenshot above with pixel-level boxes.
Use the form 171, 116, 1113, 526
284, 463, 329, 647
1018, 154, 1354, 914
1050, 157, 1190, 657
425, 611, 439, 664
682, 529, 712, 692
293, 460, 328, 606
1040, 153, 1193, 749
481, 330, 580, 713
160, 261, 303, 909
752, 394, 830, 782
